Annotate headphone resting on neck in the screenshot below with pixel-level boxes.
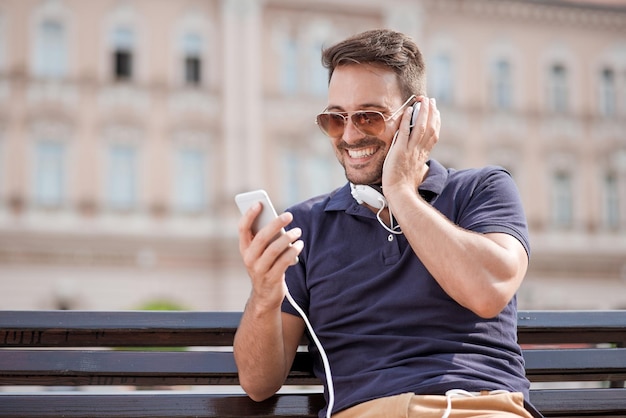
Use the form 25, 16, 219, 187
350, 184, 387, 209
350, 183, 402, 235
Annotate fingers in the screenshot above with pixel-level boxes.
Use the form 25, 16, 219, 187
238, 202, 262, 250
397, 96, 439, 151
238, 204, 292, 254
261, 226, 303, 271
424, 98, 440, 148
238, 205, 304, 292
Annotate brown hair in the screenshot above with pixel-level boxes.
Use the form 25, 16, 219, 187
321, 29, 426, 100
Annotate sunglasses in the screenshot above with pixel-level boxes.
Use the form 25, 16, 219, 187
315, 95, 415, 138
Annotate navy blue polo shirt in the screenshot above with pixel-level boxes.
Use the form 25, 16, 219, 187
281, 159, 533, 417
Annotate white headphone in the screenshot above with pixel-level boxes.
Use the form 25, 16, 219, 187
350, 184, 387, 209
350, 183, 402, 234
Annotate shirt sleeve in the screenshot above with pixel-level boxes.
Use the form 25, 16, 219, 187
456, 167, 530, 257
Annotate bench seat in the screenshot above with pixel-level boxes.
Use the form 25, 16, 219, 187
1, 310, 625, 417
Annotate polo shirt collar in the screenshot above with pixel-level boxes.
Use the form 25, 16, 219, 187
325, 159, 448, 212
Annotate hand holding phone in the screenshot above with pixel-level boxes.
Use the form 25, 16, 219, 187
383, 101, 422, 173
236, 189, 301, 266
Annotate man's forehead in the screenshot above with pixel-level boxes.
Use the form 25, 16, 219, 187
327, 64, 402, 109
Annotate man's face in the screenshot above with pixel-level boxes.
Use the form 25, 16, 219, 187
325, 63, 405, 185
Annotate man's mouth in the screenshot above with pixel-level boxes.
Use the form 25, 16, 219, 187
347, 146, 377, 159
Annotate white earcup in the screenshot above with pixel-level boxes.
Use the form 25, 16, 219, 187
350, 184, 387, 209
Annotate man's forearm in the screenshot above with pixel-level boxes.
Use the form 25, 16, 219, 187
234, 297, 290, 401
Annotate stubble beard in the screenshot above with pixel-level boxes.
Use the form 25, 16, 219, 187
341, 152, 386, 186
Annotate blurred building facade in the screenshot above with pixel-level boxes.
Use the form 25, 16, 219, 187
0, 0, 625, 311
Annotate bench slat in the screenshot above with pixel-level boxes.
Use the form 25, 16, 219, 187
0, 311, 241, 347
529, 388, 626, 416
0, 393, 324, 418
517, 311, 626, 345
1, 389, 625, 418
0, 350, 319, 386
2, 311, 625, 347
523, 348, 626, 382
2, 348, 625, 386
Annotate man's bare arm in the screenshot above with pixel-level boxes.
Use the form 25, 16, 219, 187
233, 203, 305, 400
234, 305, 305, 401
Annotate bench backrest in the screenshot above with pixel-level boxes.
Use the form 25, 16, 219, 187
1, 310, 625, 417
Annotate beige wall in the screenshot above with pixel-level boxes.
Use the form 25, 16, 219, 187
0, 0, 625, 311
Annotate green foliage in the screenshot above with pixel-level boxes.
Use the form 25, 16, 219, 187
136, 299, 188, 311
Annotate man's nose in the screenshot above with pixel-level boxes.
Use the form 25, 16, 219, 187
342, 116, 366, 144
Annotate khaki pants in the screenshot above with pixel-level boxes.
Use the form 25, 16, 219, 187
332, 391, 534, 418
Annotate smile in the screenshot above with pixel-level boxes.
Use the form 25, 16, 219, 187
347, 147, 377, 159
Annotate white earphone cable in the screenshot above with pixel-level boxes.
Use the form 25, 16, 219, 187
375, 204, 403, 235
284, 285, 334, 418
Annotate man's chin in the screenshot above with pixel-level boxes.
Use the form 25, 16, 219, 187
345, 173, 382, 186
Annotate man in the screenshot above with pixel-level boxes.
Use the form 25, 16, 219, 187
234, 29, 540, 418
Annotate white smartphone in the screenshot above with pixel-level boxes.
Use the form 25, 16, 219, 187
235, 189, 285, 240
409, 101, 421, 134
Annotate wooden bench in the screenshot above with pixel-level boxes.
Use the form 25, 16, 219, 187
0, 310, 625, 417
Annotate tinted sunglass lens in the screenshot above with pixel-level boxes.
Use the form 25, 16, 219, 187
351, 112, 384, 136
317, 113, 345, 137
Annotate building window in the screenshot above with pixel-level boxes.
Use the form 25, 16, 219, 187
599, 67, 616, 117
623, 70, 626, 116
429, 53, 453, 105
280, 36, 298, 95
492, 59, 512, 109
281, 148, 300, 205
107, 144, 137, 210
0, 138, 3, 197
185, 56, 201, 85
174, 148, 206, 213
0, 17, 4, 72
549, 63, 569, 113
114, 50, 132, 80
182, 33, 203, 85
112, 27, 134, 81
34, 20, 67, 78
604, 173, 620, 229
34, 140, 65, 207
552, 171, 573, 228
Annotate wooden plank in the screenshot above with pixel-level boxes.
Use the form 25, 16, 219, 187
529, 388, 626, 416
523, 348, 626, 382
1, 389, 626, 417
0, 393, 324, 418
2, 310, 625, 347
2, 347, 626, 386
0, 311, 241, 347
0, 350, 319, 386
517, 311, 626, 345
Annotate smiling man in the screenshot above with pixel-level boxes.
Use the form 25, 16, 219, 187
234, 29, 541, 418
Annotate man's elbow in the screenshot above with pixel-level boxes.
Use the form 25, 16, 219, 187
468, 283, 518, 319
240, 375, 282, 402
470, 299, 508, 319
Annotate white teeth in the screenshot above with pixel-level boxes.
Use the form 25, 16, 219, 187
348, 147, 376, 158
